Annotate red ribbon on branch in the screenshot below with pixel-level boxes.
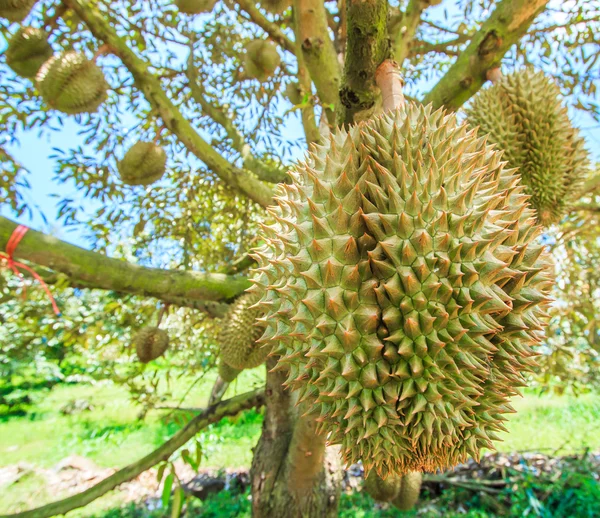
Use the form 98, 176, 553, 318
0, 225, 61, 316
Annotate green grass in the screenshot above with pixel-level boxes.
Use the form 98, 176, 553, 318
1, 375, 599, 516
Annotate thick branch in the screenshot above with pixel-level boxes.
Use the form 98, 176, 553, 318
393, 0, 438, 65
0, 216, 250, 304
66, 0, 274, 207
338, 0, 389, 125
1, 389, 265, 518
293, 0, 341, 125
234, 0, 296, 54
423, 0, 549, 110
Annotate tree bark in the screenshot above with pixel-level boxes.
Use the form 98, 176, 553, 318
250, 359, 343, 517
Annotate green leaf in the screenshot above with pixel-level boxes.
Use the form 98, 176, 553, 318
162, 473, 174, 508
156, 463, 167, 484
171, 486, 185, 518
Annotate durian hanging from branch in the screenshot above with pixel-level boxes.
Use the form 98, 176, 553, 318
133, 327, 170, 363
243, 40, 280, 82
36, 51, 109, 114
250, 97, 554, 477
465, 68, 590, 226
5, 26, 52, 79
0, 0, 37, 22
117, 141, 167, 186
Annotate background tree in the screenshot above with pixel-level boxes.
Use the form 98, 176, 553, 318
1, 0, 599, 517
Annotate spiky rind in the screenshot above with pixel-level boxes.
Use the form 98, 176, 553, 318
118, 142, 167, 186
6, 27, 52, 79
134, 327, 169, 363
218, 293, 268, 370
174, 0, 216, 14
363, 471, 402, 502
0, 0, 36, 22
243, 40, 280, 82
218, 359, 242, 382
465, 69, 589, 226
392, 472, 422, 511
251, 102, 553, 478
259, 0, 290, 14
36, 51, 108, 114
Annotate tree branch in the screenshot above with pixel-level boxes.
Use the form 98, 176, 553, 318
234, 0, 296, 54
393, 0, 439, 66
0, 216, 250, 305
423, 0, 549, 110
66, 0, 275, 207
1, 389, 265, 518
293, 0, 341, 125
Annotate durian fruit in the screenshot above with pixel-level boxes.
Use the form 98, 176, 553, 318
465, 69, 589, 226
259, 0, 290, 14
218, 293, 268, 370
133, 327, 169, 363
5, 26, 52, 79
36, 51, 108, 114
0, 0, 37, 22
251, 102, 553, 478
392, 472, 422, 511
284, 81, 303, 105
243, 40, 280, 82
218, 358, 242, 382
363, 471, 402, 502
117, 142, 167, 186
174, 0, 216, 14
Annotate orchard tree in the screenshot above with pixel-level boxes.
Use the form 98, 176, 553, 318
0, 0, 599, 517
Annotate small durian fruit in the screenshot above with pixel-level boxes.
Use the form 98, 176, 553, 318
284, 81, 303, 105
363, 471, 402, 502
133, 327, 169, 363
174, 0, 216, 15
251, 102, 554, 478
218, 358, 242, 382
243, 40, 280, 82
36, 51, 108, 114
6, 26, 52, 79
465, 68, 590, 226
0, 0, 37, 22
218, 293, 268, 370
117, 142, 167, 186
259, 0, 290, 14
392, 472, 423, 511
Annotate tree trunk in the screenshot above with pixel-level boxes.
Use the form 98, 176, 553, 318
250, 359, 343, 517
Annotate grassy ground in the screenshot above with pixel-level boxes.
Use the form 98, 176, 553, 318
1, 372, 600, 516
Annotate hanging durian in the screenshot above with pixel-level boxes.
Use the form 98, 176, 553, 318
218, 293, 268, 370
392, 472, 422, 511
0, 0, 37, 22
251, 102, 553, 478
243, 40, 280, 82
133, 327, 169, 363
218, 358, 242, 382
5, 26, 52, 79
363, 471, 402, 502
465, 69, 589, 226
174, 0, 216, 14
36, 51, 108, 114
259, 0, 290, 14
117, 142, 167, 186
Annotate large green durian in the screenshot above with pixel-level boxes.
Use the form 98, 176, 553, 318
36, 51, 108, 114
392, 472, 422, 511
0, 0, 36, 22
174, 0, 216, 14
243, 40, 280, 82
218, 358, 242, 382
218, 293, 268, 370
133, 327, 169, 363
465, 69, 589, 226
117, 142, 167, 186
251, 102, 553, 478
6, 27, 52, 79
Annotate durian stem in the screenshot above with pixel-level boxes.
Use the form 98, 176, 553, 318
1, 389, 265, 518
92, 43, 111, 62
156, 303, 169, 326
375, 60, 405, 112
486, 67, 502, 84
